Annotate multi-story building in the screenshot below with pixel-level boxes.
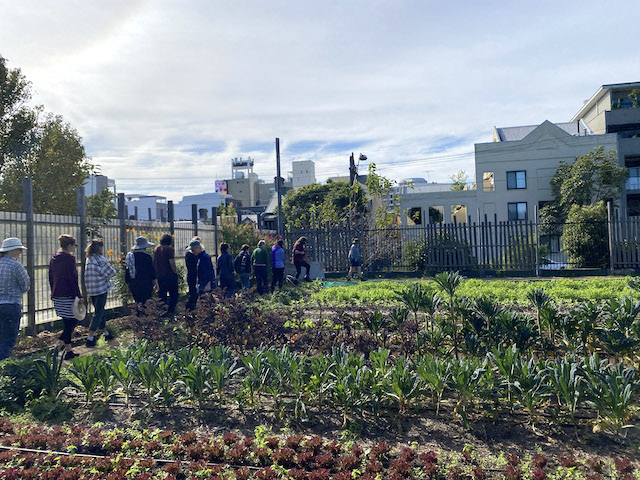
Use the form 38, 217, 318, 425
173, 192, 230, 221
83, 174, 116, 196
290, 160, 316, 188
571, 82, 640, 216
124, 194, 168, 221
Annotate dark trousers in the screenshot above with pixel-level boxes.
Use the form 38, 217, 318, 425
59, 317, 78, 344
271, 268, 284, 291
254, 265, 268, 295
89, 292, 108, 332
186, 281, 198, 311
295, 261, 310, 279
131, 282, 153, 305
0, 303, 22, 360
220, 276, 235, 298
158, 275, 179, 314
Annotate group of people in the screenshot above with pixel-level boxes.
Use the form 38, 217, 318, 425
0, 232, 363, 362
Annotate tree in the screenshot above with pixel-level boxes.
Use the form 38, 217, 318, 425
561, 202, 609, 268
282, 181, 365, 229
629, 89, 640, 109
0, 55, 38, 170
366, 163, 399, 228
86, 187, 117, 237
540, 146, 627, 234
0, 114, 93, 214
449, 170, 468, 191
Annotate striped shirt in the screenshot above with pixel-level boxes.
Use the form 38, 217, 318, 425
84, 255, 116, 297
0, 256, 30, 305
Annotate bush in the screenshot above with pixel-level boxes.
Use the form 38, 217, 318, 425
220, 223, 279, 256
561, 202, 609, 268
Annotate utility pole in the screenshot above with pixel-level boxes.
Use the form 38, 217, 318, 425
276, 138, 283, 236
349, 152, 356, 186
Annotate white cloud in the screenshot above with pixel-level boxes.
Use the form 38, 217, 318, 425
0, 0, 638, 200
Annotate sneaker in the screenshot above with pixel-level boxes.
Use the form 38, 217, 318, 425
103, 332, 115, 341
64, 351, 79, 360
85, 338, 97, 348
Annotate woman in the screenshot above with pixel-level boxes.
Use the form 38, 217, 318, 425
347, 237, 363, 281
217, 243, 235, 297
84, 238, 116, 347
125, 236, 156, 314
189, 238, 215, 295
271, 240, 285, 292
185, 236, 201, 311
154, 234, 178, 315
234, 244, 252, 291
291, 236, 311, 282
0, 238, 30, 361
50, 234, 82, 359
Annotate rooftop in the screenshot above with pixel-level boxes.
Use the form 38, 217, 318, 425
571, 81, 640, 121
493, 121, 589, 142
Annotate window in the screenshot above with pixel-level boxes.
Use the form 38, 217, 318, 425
628, 194, 640, 217
482, 172, 494, 191
408, 207, 422, 225
507, 171, 526, 189
508, 202, 527, 221
428, 206, 444, 224
451, 205, 467, 223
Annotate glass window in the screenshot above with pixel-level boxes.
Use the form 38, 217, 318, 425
451, 205, 467, 223
428, 206, 444, 224
508, 202, 527, 221
482, 172, 494, 192
408, 207, 422, 225
507, 171, 526, 189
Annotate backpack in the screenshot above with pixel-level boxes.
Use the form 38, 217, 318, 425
241, 252, 250, 271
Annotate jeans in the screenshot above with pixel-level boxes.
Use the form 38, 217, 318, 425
239, 273, 251, 291
254, 265, 268, 295
89, 292, 108, 332
158, 275, 179, 314
59, 317, 78, 345
295, 261, 310, 279
0, 303, 22, 361
271, 268, 284, 291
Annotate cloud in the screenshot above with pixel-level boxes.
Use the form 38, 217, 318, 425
0, 0, 638, 200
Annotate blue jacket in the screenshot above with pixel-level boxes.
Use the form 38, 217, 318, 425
271, 245, 285, 269
196, 251, 216, 292
217, 252, 235, 280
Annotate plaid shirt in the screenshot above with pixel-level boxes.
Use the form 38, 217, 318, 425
84, 254, 116, 297
0, 256, 30, 305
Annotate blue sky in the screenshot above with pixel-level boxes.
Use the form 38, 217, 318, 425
1, 0, 638, 200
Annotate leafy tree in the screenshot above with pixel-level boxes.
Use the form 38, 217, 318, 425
0, 55, 38, 170
539, 146, 626, 235
86, 186, 117, 237
561, 202, 609, 268
282, 181, 365, 229
449, 170, 468, 191
629, 89, 640, 109
0, 114, 93, 214
366, 163, 401, 228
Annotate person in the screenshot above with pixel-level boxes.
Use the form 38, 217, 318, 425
270, 240, 285, 292
125, 236, 156, 314
84, 238, 116, 347
217, 243, 235, 297
185, 236, 201, 310
347, 237, 363, 281
50, 234, 82, 359
292, 236, 311, 282
154, 234, 178, 315
252, 240, 270, 295
234, 244, 252, 291
0, 238, 29, 361
189, 239, 216, 295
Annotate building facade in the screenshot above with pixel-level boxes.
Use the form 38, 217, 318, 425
124, 194, 168, 221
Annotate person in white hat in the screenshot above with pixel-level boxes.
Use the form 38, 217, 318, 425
0, 238, 30, 360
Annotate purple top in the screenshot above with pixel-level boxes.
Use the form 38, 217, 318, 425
49, 251, 81, 299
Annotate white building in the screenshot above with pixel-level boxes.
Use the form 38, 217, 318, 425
173, 192, 230, 221
290, 160, 316, 188
125, 194, 168, 221
83, 174, 116, 196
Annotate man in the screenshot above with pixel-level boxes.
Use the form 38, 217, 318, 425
234, 244, 252, 291
185, 236, 201, 310
154, 234, 178, 314
0, 238, 29, 360
189, 239, 216, 296
251, 240, 270, 295
217, 243, 235, 298
347, 237, 363, 281
270, 240, 285, 292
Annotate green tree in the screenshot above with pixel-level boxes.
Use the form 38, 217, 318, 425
629, 89, 640, 109
0, 55, 38, 171
561, 202, 609, 268
86, 186, 117, 237
0, 114, 93, 214
449, 170, 468, 191
366, 163, 399, 228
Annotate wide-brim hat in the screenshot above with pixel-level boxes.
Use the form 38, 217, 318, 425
72, 297, 86, 321
133, 236, 154, 250
0, 237, 27, 253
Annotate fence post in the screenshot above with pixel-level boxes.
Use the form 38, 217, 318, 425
168, 201, 175, 239
534, 205, 540, 277
76, 187, 88, 301
22, 178, 36, 336
212, 207, 218, 256
607, 200, 614, 274
191, 204, 198, 237
117, 193, 127, 311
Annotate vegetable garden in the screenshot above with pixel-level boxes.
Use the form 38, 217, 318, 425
3, 274, 640, 479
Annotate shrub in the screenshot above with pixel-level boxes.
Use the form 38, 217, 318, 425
561, 202, 609, 268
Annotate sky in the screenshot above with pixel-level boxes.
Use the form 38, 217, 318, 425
1, 0, 639, 201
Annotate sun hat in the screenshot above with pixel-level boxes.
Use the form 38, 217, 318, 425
72, 297, 86, 321
0, 238, 27, 253
133, 236, 154, 250
188, 239, 202, 250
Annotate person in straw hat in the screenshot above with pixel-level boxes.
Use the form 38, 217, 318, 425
0, 238, 30, 360
50, 234, 83, 359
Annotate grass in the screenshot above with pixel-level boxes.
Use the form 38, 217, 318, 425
310, 277, 634, 305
